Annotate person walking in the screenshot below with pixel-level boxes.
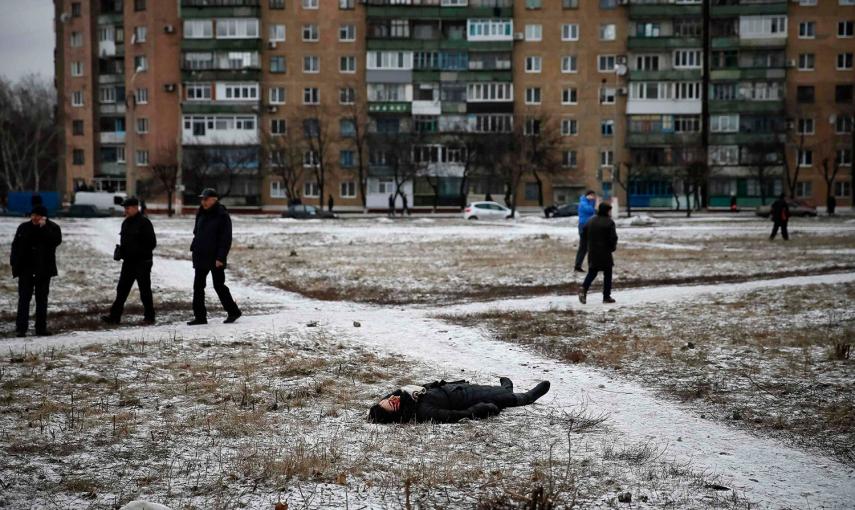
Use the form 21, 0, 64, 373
827, 195, 837, 216
327, 194, 334, 213
770, 194, 790, 241
579, 202, 618, 305
574, 190, 597, 272
10, 205, 62, 337
188, 188, 241, 325
101, 197, 156, 325
388, 193, 395, 217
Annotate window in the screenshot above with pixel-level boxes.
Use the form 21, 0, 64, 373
136, 150, 149, 166
217, 18, 260, 39
799, 21, 816, 38
837, 149, 853, 166
600, 149, 614, 167
221, 83, 258, 100
72, 120, 84, 135
467, 19, 513, 41
563, 0, 578, 8
797, 149, 813, 167
134, 55, 148, 72
134, 26, 147, 43
598, 55, 615, 72
339, 87, 355, 104
795, 181, 812, 198
340, 24, 356, 41
797, 118, 815, 135
269, 86, 286, 104
270, 180, 286, 198
636, 55, 660, 71
673, 50, 702, 69
834, 181, 851, 198
184, 20, 212, 39
561, 55, 577, 73
837, 53, 854, 70
136, 118, 149, 134
710, 146, 739, 165
674, 115, 700, 133
600, 24, 616, 41
340, 55, 356, 73
73, 149, 84, 165
340, 118, 355, 137
304, 181, 320, 197
303, 87, 320, 105
524, 118, 541, 136
135, 0, 146, 11
562, 150, 577, 168
340, 181, 356, 198
270, 56, 286, 73
711, 114, 739, 132
561, 118, 578, 136
526, 0, 543, 8
340, 0, 355, 8
70, 32, 83, 47
340, 150, 355, 168
270, 0, 285, 8
601, 119, 614, 136
303, 56, 319, 73
562, 87, 578, 105
739, 16, 787, 38
525, 24, 542, 41
302, 0, 319, 8
600, 87, 616, 104
466, 82, 513, 102
136, 88, 148, 104
600, 0, 618, 8
525, 56, 542, 73
798, 53, 815, 71
637, 23, 661, 37
525, 87, 541, 105
367, 51, 413, 70
839, 21, 854, 37
837, 85, 854, 103
675, 82, 701, 100
72, 90, 84, 107
271, 119, 286, 135
71, 61, 83, 77
473, 114, 512, 133
561, 24, 579, 41
303, 24, 319, 42
71, 2, 81, 16
836, 115, 853, 134
270, 24, 286, 42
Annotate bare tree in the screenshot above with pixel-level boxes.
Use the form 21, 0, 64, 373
817, 155, 844, 211
372, 131, 422, 216
262, 125, 306, 205
744, 142, 784, 206
147, 143, 180, 216
300, 106, 335, 209
496, 115, 559, 217
342, 91, 370, 212
674, 161, 708, 218
524, 115, 562, 208
0, 75, 58, 194
614, 161, 647, 218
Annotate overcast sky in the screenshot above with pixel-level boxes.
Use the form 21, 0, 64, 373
0, 0, 55, 82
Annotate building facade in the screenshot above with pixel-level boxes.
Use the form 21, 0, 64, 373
55, 0, 854, 212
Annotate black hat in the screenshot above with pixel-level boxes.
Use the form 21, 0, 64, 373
31, 205, 49, 217
122, 197, 140, 207
199, 188, 219, 199
585, 189, 596, 196
598, 202, 613, 215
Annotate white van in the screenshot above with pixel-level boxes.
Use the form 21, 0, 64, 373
74, 191, 127, 214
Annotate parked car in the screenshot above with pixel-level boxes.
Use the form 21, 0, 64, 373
281, 204, 337, 219
463, 201, 516, 220
755, 199, 817, 218
544, 203, 578, 218
56, 204, 113, 218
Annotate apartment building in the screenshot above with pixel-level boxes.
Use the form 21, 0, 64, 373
55, 0, 853, 211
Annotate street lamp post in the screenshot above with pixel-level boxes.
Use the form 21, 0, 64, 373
125, 66, 143, 197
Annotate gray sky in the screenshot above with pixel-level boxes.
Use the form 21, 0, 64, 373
0, 0, 55, 82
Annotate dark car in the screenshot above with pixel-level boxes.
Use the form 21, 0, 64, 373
281, 204, 337, 219
544, 203, 578, 218
56, 204, 112, 218
755, 199, 817, 218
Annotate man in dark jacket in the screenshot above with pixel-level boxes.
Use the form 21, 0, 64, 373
579, 202, 618, 304
770, 194, 790, 240
368, 378, 550, 424
188, 188, 241, 325
102, 197, 156, 325
10, 205, 62, 337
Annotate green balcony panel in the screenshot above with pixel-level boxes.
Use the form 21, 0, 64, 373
97, 13, 123, 25
98, 162, 126, 177
181, 39, 261, 51
710, 68, 786, 81
710, 100, 785, 114
630, 69, 702, 81
181, 69, 261, 81
737, 37, 787, 49
629, 3, 702, 18
710, 132, 786, 145
626, 132, 701, 146
711, 2, 787, 17
181, 6, 260, 18
182, 102, 259, 114
366, 6, 512, 19
627, 37, 702, 50
441, 102, 467, 114
413, 70, 442, 82
368, 102, 412, 114
711, 37, 739, 50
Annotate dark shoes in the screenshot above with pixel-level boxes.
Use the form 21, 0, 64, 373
499, 377, 513, 391
35, 330, 52, 337
223, 311, 242, 324
574, 266, 585, 273
16, 331, 26, 338
141, 318, 156, 326
603, 297, 616, 304
187, 318, 207, 326
517, 381, 551, 405
578, 288, 587, 304
101, 315, 120, 324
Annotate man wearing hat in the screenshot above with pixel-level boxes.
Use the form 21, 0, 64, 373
188, 188, 241, 325
10, 205, 62, 337
578, 202, 618, 305
102, 197, 157, 325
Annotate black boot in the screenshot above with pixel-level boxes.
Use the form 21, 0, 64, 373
499, 377, 513, 391
516, 381, 551, 405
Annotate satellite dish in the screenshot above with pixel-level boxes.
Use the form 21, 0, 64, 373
615, 64, 628, 76
60, 12, 71, 23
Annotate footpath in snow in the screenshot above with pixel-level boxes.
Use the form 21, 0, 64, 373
4, 219, 854, 509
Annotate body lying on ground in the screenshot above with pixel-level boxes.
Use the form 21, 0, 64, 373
368, 378, 550, 424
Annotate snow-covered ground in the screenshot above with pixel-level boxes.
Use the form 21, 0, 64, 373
2, 215, 854, 509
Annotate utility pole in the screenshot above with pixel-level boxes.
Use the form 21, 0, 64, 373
701, 0, 711, 209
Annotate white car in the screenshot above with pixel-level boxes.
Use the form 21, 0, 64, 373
463, 201, 516, 220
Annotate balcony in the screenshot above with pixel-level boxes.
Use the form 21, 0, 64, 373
99, 131, 126, 144
182, 69, 261, 81
710, 1, 786, 17
629, 3, 702, 18
710, 68, 786, 81
366, 38, 512, 52
710, 132, 786, 145
368, 102, 412, 114
442, 101, 466, 114
99, 103, 127, 114
97, 13, 123, 25
181, 38, 262, 51
365, 6, 513, 19
630, 69, 702, 81
626, 99, 702, 115
182, 102, 259, 114
709, 100, 785, 114
412, 99, 441, 115
711, 37, 739, 50
181, 0, 260, 18
627, 36, 702, 50
98, 41, 117, 58
626, 132, 701, 146
98, 162, 127, 177
98, 73, 125, 84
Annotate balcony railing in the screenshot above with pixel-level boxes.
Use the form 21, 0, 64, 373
182, 0, 259, 6
364, 0, 511, 5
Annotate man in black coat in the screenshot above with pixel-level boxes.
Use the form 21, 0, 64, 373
368, 378, 550, 423
10, 205, 62, 337
188, 188, 241, 325
102, 197, 156, 325
770, 194, 790, 240
579, 202, 618, 304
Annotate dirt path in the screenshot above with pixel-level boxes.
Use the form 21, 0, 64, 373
4, 218, 854, 509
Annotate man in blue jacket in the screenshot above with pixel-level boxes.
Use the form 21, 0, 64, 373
574, 190, 597, 272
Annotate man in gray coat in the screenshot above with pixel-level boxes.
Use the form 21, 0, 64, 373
579, 202, 618, 304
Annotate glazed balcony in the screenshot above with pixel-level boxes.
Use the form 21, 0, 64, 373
629, 2, 702, 19
627, 36, 702, 49
709, 100, 785, 114
709, 67, 786, 81
710, 0, 787, 17
710, 132, 786, 145
626, 132, 701, 146
181, 0, 260, 18
630, 69, 702, 81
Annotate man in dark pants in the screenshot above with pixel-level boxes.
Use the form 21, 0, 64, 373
579, 202, 618, 305
101, 197, 156, 325
188, 188, 241, 325
770, 194, 790, 240
10, 205, 62, 337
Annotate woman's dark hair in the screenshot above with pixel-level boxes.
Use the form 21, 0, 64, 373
368, 404, 401, 424
597, 202, 612, 215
